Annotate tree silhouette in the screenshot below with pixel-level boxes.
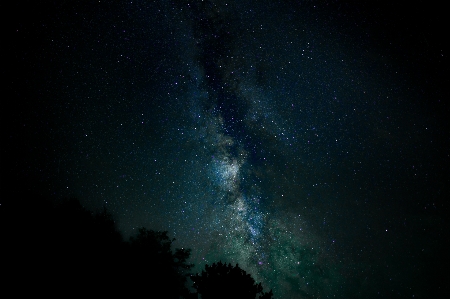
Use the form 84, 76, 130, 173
126, 227, 195, 298
191, 261, 273, 299
3, 197, 127, 296
3, 196, 196, 298
4, 194, 276, 299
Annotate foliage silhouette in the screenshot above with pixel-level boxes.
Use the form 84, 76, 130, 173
4, 195, 275, 298
3, 197, 196, 298
126, 227, 194, 298
191, 261, 273, 299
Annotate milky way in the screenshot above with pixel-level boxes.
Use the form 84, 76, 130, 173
176, 3, 326, 293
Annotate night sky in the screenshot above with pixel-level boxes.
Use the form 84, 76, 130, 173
4, 1, 449, 298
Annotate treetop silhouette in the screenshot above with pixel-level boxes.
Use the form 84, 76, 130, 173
4, 196, 274, 298
127, 227, 194, 298
191, 261, 273, 299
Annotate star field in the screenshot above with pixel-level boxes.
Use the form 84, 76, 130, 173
5, 1, 449, 298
